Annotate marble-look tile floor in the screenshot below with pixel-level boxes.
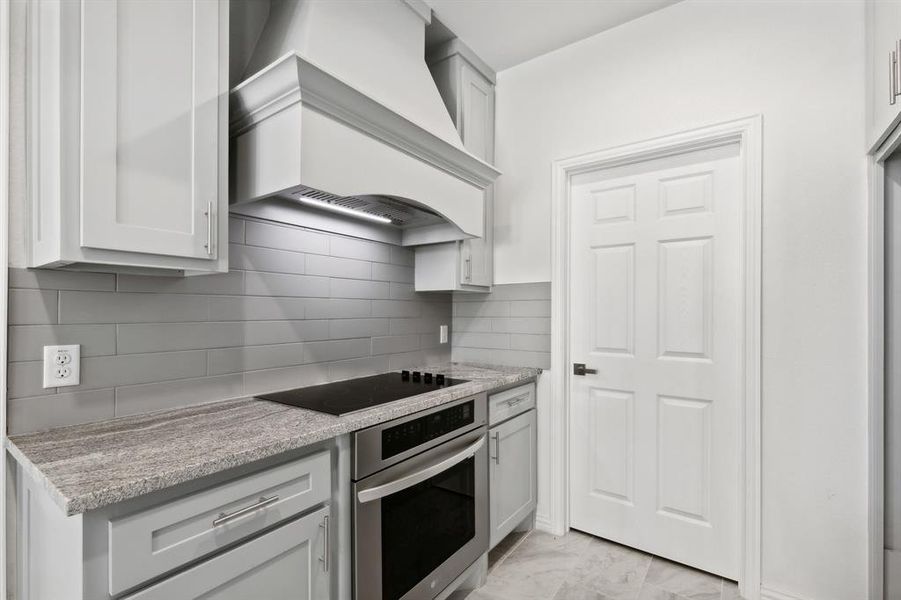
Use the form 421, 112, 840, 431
466, 529, 742, 600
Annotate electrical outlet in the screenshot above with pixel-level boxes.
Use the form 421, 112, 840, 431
43, 345, 80, 388
439, 325, 448, 344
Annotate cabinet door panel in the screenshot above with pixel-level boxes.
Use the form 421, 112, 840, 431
869, 0, 901, 148
461, 186, 493, 287
125, 506, 330, 600
81, 0, 222, 260
460, 62, 494, 162
489, 409, 537, 548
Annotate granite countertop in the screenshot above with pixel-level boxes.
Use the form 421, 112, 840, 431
7, 363, 540, 516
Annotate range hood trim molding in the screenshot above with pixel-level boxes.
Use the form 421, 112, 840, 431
230, 53, 501, 190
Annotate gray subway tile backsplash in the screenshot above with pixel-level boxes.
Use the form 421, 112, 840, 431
9, 268, 116, 292
329, 318, 390, 339
59, 291, 209, 324
452, 283, 551, 370
228, 244, 307, 275
8, 389, 116, 435
114, 375, 245, 417
244, 271, 330, 298
207, 296, 308, 321
330, 236, 391, 263
117, 271, 245, 295
9, 289, 59, 325
9, 324, 116, 361
7, 216, 453, 434
245, 220, 329, 255
305, 254, 372, 280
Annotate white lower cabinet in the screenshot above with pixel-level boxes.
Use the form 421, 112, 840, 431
124, 506, 330, 600
488, 408, 538, 548
14, 444, 345, 600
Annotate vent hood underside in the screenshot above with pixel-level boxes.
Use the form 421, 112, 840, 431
229, 52, 500, 246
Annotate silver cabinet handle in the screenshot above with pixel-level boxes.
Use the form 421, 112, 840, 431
357, 435, 485, 503
492, 431, 500, 464
204, 202, 213, 255
319, 515, 330, 572
464, 256, 472, 282
888, 50, 896, 105
891, 41, 901, 105
212, 495, 279, 527
506, 393, 529, 407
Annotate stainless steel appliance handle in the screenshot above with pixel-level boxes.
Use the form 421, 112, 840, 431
212, 494, 279, 527
357, 435, 485, 504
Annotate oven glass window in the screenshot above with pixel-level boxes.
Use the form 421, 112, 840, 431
380, 456, 476, 599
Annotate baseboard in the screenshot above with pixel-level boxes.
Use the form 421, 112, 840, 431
533, 513, 565, 536
760, 587, 806, 600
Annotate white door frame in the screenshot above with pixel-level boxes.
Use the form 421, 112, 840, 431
548, 116, 762, 600
866, 120, 901, 600
1, 0, 11, 596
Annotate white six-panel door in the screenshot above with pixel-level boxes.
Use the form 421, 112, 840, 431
569, 143, 742, 578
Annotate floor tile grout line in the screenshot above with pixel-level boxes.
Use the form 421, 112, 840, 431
636, 555, 653, 600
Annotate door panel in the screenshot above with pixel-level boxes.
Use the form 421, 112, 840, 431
586, 388, 634, 505
81, 0, 222, 260
569, 143, 742, 578
125, 506, 330, 600
490, 409, 537, 547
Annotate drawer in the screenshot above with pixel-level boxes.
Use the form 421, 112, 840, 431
123, 506, 330, 600
488, 382, 536, 426
109, 450, 331, 596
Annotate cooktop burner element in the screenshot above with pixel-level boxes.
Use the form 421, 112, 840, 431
255, 372, 468, 416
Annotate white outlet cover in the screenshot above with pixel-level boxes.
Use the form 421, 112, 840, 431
439, 325, 449, 344
43, 344, 81, 388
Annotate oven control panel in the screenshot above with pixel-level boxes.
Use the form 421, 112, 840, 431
382, 400, 475, 459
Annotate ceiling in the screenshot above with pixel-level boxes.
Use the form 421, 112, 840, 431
424, 0, 680, 72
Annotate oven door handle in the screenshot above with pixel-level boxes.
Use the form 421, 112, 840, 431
357, 435, 485, 504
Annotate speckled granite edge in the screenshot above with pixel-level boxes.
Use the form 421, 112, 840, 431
8, 363, 541, 516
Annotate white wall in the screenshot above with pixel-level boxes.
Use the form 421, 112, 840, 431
493, 2, 868, 599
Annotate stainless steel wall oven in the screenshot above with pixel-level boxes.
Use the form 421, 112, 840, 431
353, 394, 488, 600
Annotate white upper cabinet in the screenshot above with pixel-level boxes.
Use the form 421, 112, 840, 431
459, 61, 496, 163
419, 38, 496, 292
27, 0, 229, 274
868, 0, 901, 150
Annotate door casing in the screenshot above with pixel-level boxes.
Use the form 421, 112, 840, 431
866, 115, 901, 600
547, 116, 762, 600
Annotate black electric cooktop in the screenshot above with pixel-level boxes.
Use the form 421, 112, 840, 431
256, 371, 468, 416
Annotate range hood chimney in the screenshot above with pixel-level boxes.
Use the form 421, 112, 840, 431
229, 0, 500, 245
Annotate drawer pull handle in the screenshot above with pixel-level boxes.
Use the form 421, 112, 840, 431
506, 394, 528, 407
212, 495, 279, 527
319, 515, 330, 572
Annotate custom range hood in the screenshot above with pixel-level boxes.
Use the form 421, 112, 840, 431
229, 0, 500, 246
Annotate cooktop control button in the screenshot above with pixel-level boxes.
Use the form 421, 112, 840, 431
436, 374, 445, 385
412, 371, 421, 382
401, 370, 410, 381
424, 372, 433, 383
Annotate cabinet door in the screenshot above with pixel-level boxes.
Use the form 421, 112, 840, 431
459, 62, 495, 162
124, 506, 330, 600
459, 62, 494, 287
80, 0, 225, 260
869, 0, 901, 148
489, 410, 537, 548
